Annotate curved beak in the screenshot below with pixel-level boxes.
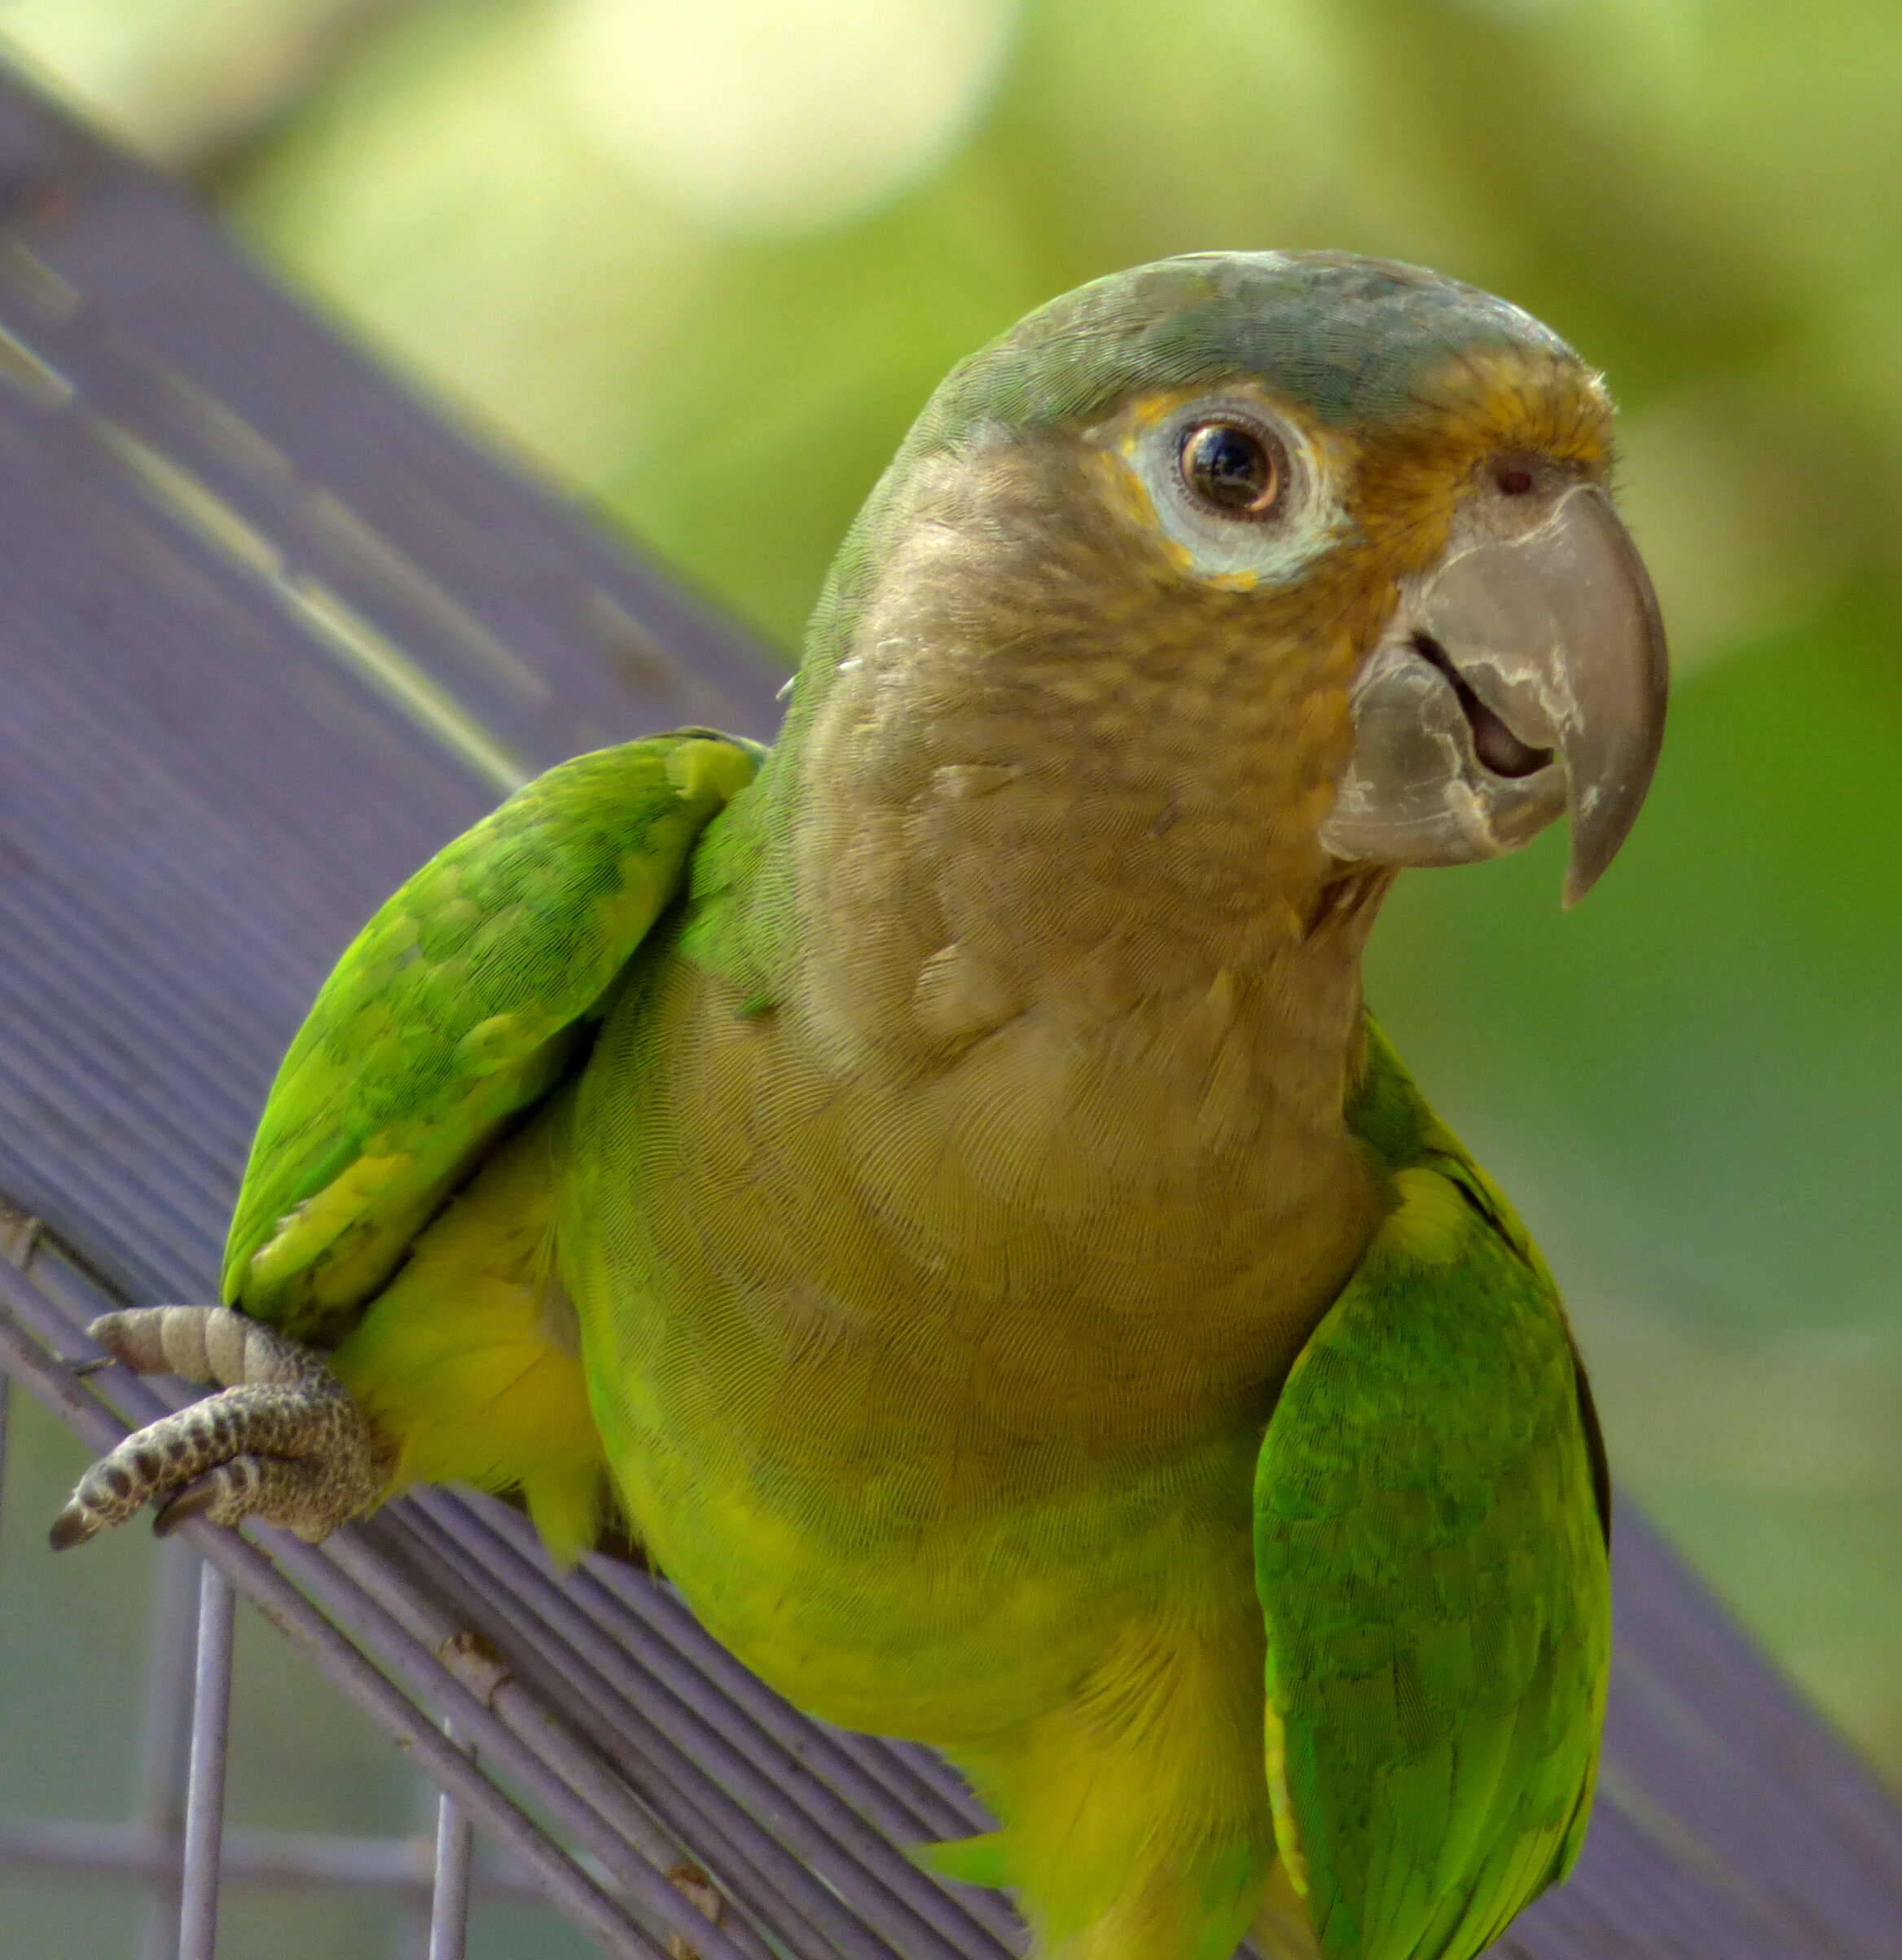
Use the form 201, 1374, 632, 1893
1320, 483, 1669, 904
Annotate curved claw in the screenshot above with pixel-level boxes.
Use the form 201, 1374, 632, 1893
152, 1475, 230, 1537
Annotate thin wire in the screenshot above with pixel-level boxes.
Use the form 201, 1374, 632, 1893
178, 1560, 235, 1960
0, 1819, 534, 1900
409, 1496, 1003, 1960
375, 1507, 814, 1960
2, 1268, 696, 1953
393, 1768, 436, 1960
0, 1281, 666, 1960
135, 1542, 204, 1960
427, 1724, 474, 1960
0, 1254, 1017, 1959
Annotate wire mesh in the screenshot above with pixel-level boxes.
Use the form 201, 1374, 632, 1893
0, 1237, 1023, 1960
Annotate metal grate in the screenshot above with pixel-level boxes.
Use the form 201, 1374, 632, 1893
0, 1241, 1024, 1960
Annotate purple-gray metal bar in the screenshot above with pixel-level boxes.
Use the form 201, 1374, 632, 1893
0, 1253, 820, 1960
573, 1522, 1001, 1848
569, 1561, 1025, 1954
292, 1526, 760, 1960
178, 1560, 235, 1960
2, 1242, 1019, 1959
0, 1259, 744, 1960
883, 1739, 995, 1832
315, 1523, 689, 1879
375, 1505, 837, 1960
0, 1280, 665, 1960
403, 1493, 1002, 1960
21, 1280, 767, 1960
569, 1557, 1026, 1953
427, 1725, 473, 1960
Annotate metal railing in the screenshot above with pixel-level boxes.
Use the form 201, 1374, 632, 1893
0, 1233, 1026, 1960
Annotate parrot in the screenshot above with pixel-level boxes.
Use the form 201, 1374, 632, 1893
51, 251, 1666, 1960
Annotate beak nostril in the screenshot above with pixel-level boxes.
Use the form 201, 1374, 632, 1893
1410, 635, 1554, 780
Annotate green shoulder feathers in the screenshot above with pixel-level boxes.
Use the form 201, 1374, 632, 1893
1258, 1024, 1610, 1960
224, 732, 762, 1343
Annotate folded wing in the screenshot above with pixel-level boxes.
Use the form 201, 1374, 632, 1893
222, 731, 763, 1345
1254, 1025, 1610, 1960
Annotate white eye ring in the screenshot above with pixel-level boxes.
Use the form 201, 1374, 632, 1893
1121, 393, 1348, 589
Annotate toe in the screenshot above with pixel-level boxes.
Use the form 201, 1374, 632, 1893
86, 1306, 271, 1387
48, 1433, 178, 1545
152, 1457, 267, 1536
86, 1307, 186, 1376
50, 1334, 393, 1550
154, 1451, 371, 1541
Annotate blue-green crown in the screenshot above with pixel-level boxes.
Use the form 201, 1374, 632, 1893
911, 251, 1582, 449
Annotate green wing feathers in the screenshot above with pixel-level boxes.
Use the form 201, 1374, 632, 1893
223, 731, 763, 1343
1254, 1026, 1610, 1960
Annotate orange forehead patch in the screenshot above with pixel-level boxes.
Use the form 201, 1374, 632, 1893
1395, 343, 1615, 470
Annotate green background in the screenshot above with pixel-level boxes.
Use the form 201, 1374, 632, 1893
2, 2, 1897, 1954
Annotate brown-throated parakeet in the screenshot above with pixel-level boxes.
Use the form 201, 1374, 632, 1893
54, 252, 1667, 1960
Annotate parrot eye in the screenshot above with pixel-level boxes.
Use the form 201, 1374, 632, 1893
1118, 392, 1341, 584
1179, 420, 1285, 519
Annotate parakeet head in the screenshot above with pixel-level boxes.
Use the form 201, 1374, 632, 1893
802, 251, 1665, 940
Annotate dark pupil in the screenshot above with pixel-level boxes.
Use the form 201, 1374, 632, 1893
1186, 424, 1270, 508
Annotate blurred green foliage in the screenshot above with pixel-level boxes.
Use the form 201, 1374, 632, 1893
2, 0, 1899, 1951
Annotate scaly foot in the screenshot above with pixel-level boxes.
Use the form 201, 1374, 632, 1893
50, 1307, 394, 1549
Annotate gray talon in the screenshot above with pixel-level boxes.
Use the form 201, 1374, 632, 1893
152, 1464, 253, 1537
48, 1306, 393, 1551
